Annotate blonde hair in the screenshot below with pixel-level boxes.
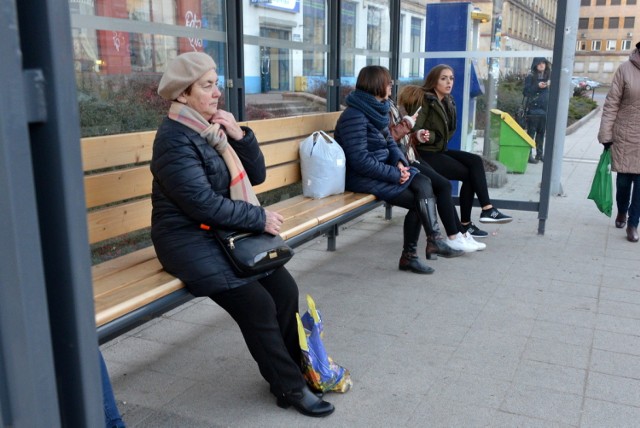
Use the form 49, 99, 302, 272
397, 85, 426, 115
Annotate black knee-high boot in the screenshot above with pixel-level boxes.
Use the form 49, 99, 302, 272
417, 198, 464, 260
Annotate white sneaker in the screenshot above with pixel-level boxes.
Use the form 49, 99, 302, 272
447, 233, 478, 253
463, 232, 486, 251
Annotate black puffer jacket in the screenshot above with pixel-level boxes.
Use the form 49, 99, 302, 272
150, 117, 267, 296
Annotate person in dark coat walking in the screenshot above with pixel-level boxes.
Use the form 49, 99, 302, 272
523, 57, 551, 163
150, 52, 333, 417
334, 65, 463, 275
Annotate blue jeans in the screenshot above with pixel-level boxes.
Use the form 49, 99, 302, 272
616, 173, 640, 228
100, 351, 126, 428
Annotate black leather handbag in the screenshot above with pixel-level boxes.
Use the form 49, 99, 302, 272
213, 229, 294, 277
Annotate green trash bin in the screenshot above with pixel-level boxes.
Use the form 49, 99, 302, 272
490, 109, 536, 173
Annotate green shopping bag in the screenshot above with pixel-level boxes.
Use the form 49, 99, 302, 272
587, 149, 613, 217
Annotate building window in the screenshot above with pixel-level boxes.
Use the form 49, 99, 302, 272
340, 1, 356, 77
595, 0, 606, 4
581, 0, 590, 4
303, 0, 326, 76
609, 17, 619, 29
579, 18, 589, 29
592, 40, 602, 50
627, 0, 637, 4
624, 17, 635, 28
622, 40, 632, 50
410, 17, 421, 77
593, 18, 604, 29
606, 40, 617, 50
576, 40, 587, 51
611, 0, 621, 4
366, 7, 382, 66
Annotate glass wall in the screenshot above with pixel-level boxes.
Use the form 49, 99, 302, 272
396, 0, 557, 208
70, 0, 227, 137
242, 0, 328, 119
68, 0, 567, 209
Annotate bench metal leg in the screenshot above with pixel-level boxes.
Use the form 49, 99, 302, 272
327, 224, 338, 251
385, 202, 393, 220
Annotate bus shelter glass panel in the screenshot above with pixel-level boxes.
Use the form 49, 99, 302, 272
339, 0, 392, 106
69, 0, 227, 137
397, 0, 560, 208
242, 0, 328, 120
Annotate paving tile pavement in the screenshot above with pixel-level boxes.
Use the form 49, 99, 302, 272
102, 109, 640, 427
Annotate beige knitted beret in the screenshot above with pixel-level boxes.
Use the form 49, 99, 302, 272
158, 52, 217, 100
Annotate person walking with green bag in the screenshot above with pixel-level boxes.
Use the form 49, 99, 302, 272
598, 41, 640, 242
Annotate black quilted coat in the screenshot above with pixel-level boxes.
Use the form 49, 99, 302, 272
150, 117, 267, 296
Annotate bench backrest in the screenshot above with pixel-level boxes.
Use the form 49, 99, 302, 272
82, 111, 342, 245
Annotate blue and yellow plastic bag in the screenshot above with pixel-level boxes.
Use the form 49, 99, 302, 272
296, 295, 352, 393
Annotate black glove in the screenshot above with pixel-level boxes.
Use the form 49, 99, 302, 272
603, 142, 613, 150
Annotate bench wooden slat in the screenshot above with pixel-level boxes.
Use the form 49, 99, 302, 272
253, 163, 301, 194
93, 257, 165, 298
85, 166, 152, 208
92, 246, 158, 282
95, 272, 184, 327
259, 139, 301, 167
88, 199, 152, 244
82, 131, 156, 171
245, 112, 341, 143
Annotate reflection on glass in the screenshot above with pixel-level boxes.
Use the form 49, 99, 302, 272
243, 0, 328, 120
70, 0, 227, 136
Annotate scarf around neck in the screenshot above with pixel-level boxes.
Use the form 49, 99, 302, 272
168, 102, 260, 206
346, 89, 390, 130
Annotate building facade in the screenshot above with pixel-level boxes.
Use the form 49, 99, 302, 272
575, 0, 639, 84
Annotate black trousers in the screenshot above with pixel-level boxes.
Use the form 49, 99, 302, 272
418, 149, 492, 224
387, 173, 434, 249
526, 114, 546, 158
411, 160, 463, 236
210, 266, 305, 396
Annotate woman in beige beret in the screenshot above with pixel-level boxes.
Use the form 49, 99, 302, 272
150, 52, 334, 417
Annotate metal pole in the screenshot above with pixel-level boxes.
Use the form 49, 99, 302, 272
16, 0, 103, 424
0, 1, 61, 425
537, 0, 579, 234
327, 0, 341, 112
226, 1, 245, 120
389, 0, 400, 99
483, 0, 504, 159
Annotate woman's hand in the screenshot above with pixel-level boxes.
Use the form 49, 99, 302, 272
397, 162, 410, 184
211, 110, 244, 141
264, 209, 284, 235
416, 129, 429, 143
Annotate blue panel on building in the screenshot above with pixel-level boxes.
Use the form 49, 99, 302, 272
425, 2, 470, 52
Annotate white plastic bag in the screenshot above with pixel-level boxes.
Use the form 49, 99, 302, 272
299, 131, 346, 199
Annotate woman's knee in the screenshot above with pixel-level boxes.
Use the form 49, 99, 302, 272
410, 174, 435, 199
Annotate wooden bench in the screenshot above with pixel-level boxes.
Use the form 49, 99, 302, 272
83, 112, 389, 343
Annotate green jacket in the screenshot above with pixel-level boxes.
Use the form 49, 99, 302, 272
411, 91, 457, 153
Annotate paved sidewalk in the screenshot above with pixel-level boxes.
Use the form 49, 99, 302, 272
103, 109, 640, 427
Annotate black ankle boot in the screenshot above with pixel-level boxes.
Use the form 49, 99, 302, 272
426, 234, 464, 260
399, 245, 434, 274
277, 385, 335, 417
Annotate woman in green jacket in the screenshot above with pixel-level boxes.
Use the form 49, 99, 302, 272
398, 64, 512, 236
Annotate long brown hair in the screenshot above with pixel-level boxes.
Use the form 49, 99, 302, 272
423, 64, 454, 92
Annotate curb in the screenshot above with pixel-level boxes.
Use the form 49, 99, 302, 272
566, 105, 601, 135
